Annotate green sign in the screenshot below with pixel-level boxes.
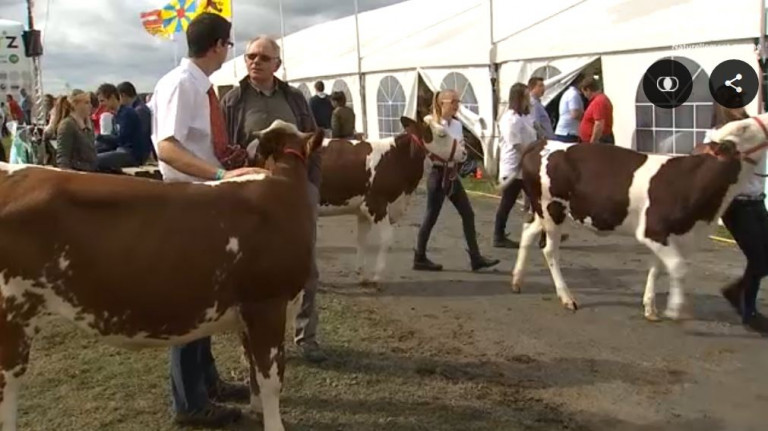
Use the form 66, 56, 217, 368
8, 54, 19, 64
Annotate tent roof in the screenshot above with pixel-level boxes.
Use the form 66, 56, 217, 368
212, 0, 490, 84
493, 0, 762, 62
212, 0, 764, 85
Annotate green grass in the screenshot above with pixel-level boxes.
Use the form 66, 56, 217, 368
16, 291, 575, 431
714, 225, 734, 241
460, 176, 499, 196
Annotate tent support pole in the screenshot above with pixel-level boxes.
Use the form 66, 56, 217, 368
354, 0, 367, 136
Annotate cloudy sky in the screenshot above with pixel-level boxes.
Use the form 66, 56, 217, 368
0, 0, 403, 95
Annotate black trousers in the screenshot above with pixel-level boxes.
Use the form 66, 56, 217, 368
416, 167, 480, 257
721, 198, 768, 319
494, 178, 524, 239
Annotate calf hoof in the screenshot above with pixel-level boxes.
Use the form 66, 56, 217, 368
663, 307, 681, 321
644, 311, 662, 322
511, 276, 522, 293
563, 300, 579, 311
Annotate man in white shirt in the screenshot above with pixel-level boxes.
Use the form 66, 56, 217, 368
554, 74, 585, 142
149, 12, 266, 428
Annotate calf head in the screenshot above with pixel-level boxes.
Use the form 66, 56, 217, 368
400, 114, 467, 163
709, 112, 768, 159
246, 120, 324, 168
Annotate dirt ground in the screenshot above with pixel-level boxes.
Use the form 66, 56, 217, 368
316, 189, 768, 431
15, 188, 768, 431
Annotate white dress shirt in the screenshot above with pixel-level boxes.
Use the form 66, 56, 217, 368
149, 57, 222, 183
498, 108, 538, 181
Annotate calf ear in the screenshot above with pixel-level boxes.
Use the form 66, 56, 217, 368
306, 129, 325, 156
400, 116, 417, 132
246, 137, 260, 161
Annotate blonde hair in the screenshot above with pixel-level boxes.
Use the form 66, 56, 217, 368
431, 89, 458, 120
52, 89, 89, 131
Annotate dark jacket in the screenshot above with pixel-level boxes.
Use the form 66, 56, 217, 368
221, 76, 321, 188
309, 94, 333, 129
331, 106, 356, 138
95, 104, 149, 164
56, 116, 97, 171
132, 98, 155, 161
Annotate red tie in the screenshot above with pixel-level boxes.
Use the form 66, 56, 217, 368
208, 87, 248, 170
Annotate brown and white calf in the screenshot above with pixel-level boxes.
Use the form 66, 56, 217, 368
318, 115, 467, 284
511, 114, 768, 321
0, 120, 324, 431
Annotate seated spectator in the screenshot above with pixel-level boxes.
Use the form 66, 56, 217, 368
117, 81, 155, 162
330, 91, 356, 139
94, 83, 146, 172
54, 90, 97, 172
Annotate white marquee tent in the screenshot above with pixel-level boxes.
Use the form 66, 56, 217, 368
211, 0, 765, 178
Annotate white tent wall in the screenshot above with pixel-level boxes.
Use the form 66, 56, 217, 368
601, 41, 760, 152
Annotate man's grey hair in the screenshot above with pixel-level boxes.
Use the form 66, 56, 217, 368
245, 35, 281, 58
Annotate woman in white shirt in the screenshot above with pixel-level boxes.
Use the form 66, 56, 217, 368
709, 87, 768, 332
494, 83, 539, 248
413, 89, 499, 272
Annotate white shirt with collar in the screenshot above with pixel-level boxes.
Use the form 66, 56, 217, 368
149, 57, 223, 183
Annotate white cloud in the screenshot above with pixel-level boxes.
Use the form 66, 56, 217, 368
0, 0, 403, 95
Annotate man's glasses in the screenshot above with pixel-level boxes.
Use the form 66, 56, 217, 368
245, 53, 276, 62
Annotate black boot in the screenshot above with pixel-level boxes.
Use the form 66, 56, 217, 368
493, 233, 519, 249
468, 250, 500, 272
413, 252, 443, 271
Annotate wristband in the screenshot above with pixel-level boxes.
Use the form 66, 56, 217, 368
215, 169, 225, 180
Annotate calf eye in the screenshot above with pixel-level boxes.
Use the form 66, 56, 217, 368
437, 132, 447, 138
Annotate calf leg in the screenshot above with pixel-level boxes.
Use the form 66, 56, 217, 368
645, 242, 687, 320
540, 224, 578, 311
241, 300, 287, 431
0, 317, 31, 431
512, 214, 544, 292
643, 257, 663, 321
356, 214, 372, 284
371, 218, 394, 285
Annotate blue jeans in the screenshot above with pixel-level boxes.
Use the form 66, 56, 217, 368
170, 337, 221, 413
554, 134, 579, 143
96, 147, 139, 172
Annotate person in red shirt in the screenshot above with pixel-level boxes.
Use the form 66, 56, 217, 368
578, 77, 614, 144
6, 95, 24, 124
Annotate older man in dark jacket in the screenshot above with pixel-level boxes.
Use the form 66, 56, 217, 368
220, 35, 325, 363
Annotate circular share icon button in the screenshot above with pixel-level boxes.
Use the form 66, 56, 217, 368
709, 59, 759, 109
642, 59, 693, 109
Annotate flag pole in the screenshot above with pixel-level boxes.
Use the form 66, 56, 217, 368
279, 0, 287, 81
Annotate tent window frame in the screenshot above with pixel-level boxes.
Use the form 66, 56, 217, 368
297, 83, 311, 101
634, 56, 710, 155
376, 75, 407, 138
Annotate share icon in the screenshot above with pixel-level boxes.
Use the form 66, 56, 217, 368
725, 73, 743, 93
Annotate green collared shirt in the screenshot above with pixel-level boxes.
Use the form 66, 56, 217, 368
243, 82, 297, 135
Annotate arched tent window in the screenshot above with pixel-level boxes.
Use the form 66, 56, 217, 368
440, 72, 479, 114
377, 75, 406, 138
332, 79, 354, 110
530, 65, 562, 80
635, 56, 711, 155
297, 83, 311, 101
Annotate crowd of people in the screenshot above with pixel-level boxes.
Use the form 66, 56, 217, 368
1, 82, 154, 172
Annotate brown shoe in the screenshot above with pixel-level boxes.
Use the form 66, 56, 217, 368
174, 403, 242, 428
209, 380, 250, 404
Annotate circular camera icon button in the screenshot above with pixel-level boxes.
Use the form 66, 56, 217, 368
657, 76, 679, 92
